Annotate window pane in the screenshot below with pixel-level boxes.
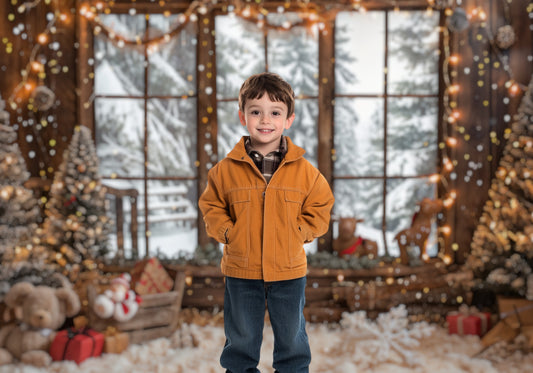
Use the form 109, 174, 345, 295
267, 13, 318, 97
148, 16, 196, 96
94, 15, 146, 95
333, 179, 384, 253
388, 11, 440, 95
334, 97, 384, 177
215, 15, 265, 99
386, 97, 438, 177
217, 100, 248, 160
386, 178, 438, 257
95, 98, 145, 177
290, 99, 318, 166
147, 98, 197, 177
147, 180, 198, 258
335, 12, 385, 95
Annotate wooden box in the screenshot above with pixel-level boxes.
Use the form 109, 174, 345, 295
87, 271, 186, 345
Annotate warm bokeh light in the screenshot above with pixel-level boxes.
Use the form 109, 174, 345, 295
37, 33, 48, 44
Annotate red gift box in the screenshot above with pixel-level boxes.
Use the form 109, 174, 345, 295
447, 306, 491, 337
50, 328, 104, 364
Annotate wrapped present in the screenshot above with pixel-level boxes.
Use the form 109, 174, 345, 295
447, 305, 491, 337
131, 257, 174, 295
50, 328, 104, 364
103, 326, 129, 354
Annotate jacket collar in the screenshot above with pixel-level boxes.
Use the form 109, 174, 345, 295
228, 136, 305, 163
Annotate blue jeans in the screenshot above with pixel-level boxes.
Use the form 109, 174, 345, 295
221, 276, 311, 373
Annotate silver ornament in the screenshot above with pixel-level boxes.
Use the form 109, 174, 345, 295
447, 8, 469, 33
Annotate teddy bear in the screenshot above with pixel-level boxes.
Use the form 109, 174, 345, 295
0, 281, 81, 367
92, 273, 141, 322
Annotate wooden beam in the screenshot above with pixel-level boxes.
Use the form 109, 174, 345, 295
196, 11, 218, 248
317, 18, 335, 251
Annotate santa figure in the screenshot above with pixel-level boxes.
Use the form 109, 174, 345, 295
93, 273, 142, 322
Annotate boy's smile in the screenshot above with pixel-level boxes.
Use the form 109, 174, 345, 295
239, 93, 295, 155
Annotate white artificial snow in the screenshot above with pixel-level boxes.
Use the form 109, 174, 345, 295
1, 306, 531, 373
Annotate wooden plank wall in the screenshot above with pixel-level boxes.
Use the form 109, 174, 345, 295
0, 0, 532, 262
450, 0, 532, 262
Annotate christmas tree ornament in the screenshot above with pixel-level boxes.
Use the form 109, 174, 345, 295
30, 85, 56, 112
495, 25, 516, 50
447, 8, 469, 33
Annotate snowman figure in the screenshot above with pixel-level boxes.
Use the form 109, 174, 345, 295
93, 273, 142, 322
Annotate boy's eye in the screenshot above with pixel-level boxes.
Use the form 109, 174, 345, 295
272, 111, 281, 117
251, 110, 260, 115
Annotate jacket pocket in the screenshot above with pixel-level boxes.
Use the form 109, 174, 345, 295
225, 189, 251, 265
283, 190, 305, 266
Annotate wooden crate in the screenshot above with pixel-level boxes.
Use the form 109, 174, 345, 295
87, 272, 186, 345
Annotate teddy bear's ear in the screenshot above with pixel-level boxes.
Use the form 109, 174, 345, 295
4, 282, 35, 308
55, 288, 81, 317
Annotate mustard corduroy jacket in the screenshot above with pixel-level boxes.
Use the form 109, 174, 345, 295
199, 136, 334, 282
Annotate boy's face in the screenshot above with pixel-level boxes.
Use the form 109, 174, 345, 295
239, 93, 295, 155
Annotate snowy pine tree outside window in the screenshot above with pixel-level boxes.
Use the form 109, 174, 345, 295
333, 10, 440, 258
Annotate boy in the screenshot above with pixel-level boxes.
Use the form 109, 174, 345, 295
198, 72, 334, 373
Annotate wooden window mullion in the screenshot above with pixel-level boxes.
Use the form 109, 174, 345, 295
317, 18, 335, 251
196, 11, 218, 248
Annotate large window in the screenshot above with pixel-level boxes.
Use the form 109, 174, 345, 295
87, 4, 442, 259
333, 10, 440, 256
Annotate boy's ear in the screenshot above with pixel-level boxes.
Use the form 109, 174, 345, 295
284, 113, 295, 130
238, 111, 246, 127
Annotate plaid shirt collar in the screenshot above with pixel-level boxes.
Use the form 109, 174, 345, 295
245, 136, 287, 183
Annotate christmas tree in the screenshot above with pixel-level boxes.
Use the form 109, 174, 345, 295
0, 98, 41, 264
39, 125, 111, 276
466, 75, 533, 298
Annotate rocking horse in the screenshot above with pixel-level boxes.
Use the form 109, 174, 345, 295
394, 197, 443, 265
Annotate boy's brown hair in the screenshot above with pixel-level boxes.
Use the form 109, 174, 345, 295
238, 72, 295, 118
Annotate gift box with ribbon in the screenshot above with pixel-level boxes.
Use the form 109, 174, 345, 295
103, 326, 130, 354
50, 328, 105, 364
131, 257, 174, 295
447, 304, 492, 337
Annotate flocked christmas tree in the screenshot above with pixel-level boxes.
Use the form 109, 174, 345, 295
466, 74, 533, 299
38, 125, 111, 276
0, 97, 41, 264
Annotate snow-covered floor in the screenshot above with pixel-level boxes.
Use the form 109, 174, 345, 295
1, 306, 531, 373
